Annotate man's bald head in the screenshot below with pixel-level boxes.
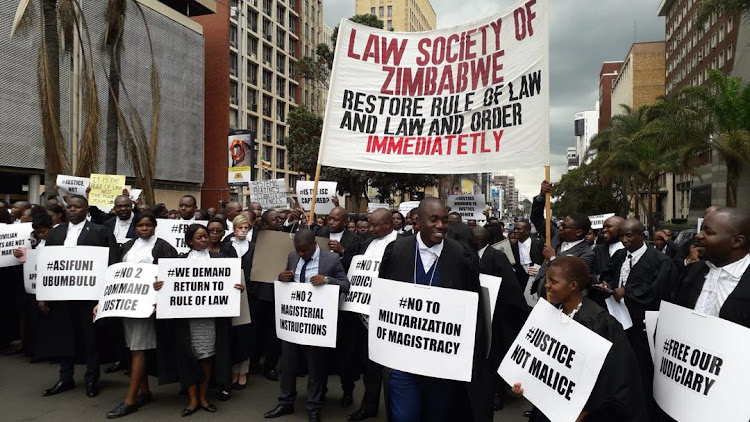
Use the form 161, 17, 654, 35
369, 208, 394, 239
327, 207, 348, 232
696, 208, 750, 266
704, 205, 720, 217
602, 215, 625, 244
620, 218, 645, 252
225, 202, 242, 220
370, 208, 393, 225
417, 197, 445, 221
472, 226, 489, 250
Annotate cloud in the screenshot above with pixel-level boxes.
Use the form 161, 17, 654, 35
323, 0, 664, 198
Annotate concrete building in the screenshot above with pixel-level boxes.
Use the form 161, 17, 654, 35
599, 61, 624, 130
356, 0, 436, 32
301, 0, 328, 116
0, 0, 213, 206
610, 41, 666, 117
491, 174, 518, 216
574, 107, 599, 165
657, 0, 750, 220
566, 147, 579, 171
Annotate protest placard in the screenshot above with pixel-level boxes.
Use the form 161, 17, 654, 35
56, 174, 89, 197
128, 188, 142, 202
367, 203, 390, 213
491, 238, 516, 265
88, 174, 126, 208
498, 299, 612, 422
653, 301, 750, 422
249, 230, 331, 283
397, 201, 420, 217
697, 217, 704, 232
318, 1, 549, 174
340, 255, 379, 314
645, 310, 658, 361
274, 281, 340, 348
154, 219, 208, 254
250, 179, 287, 209
369, 278, 478, 382
35, 246, 110, 301
0, 222, 32, 268
95, 263, 158, 321
589, 213, 615, 230
296, 181, 338, 214
479, 274, 502, 324
23, 248, 38, 294
156, 258, 241, 319
447, 195, 486, 220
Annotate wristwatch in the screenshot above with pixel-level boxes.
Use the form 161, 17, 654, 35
324, 276, 331, 284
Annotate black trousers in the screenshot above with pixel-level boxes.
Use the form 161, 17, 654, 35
279, 341, 328, 412
357, 320, 382, 414
249, 297, 280, 371
58, 304, 100, 384
336, 312, 362, 395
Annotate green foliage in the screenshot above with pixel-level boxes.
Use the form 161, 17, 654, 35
551, 164, 628, 218
695, 0, 750, 26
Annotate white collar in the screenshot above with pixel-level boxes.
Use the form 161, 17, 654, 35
181, 216, 195, 222
625, 243, 648, 260
562, 239, 584, 250
521, 237, 532, 247
188, 249, 210, 259
707, 254, 750, 278
305, 245, 321, 262
68, 220, 86, 230
478, 244, 489, 258
416, 232, 444, 257
134, 236, 156, 248
118, 213, 134, 224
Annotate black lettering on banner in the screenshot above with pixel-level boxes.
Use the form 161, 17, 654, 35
513, 327, 578, 401
658, 338, 723, 396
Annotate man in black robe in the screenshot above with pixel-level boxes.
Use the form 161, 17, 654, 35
510, 219, 544, 291
38, 195, 119, 398
592, 215, 625, 276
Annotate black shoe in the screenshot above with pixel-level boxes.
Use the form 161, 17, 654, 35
493, 392, 505, 411
347, 409, 377, 421
231, 381, 247, 390
86, 382, 100, 398
249, 362, 262, 374
181, 406, 199, 417
104, 361, 124, 374
218, 388, 231, 401
201, 403, 217, 413
341, 392, 353, 408
107, 402, 138, 418
135, 391, 153, 407
523, 409, 533, 417
42, 380, 75, 396
308, 410, 321, 422
264, 368, 279, 381
264, 404, 294, 418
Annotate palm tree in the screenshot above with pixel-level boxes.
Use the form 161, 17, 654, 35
104, 0, 126, 174
696, 0, 750, 26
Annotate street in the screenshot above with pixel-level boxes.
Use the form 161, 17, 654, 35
0, 354, 531, 421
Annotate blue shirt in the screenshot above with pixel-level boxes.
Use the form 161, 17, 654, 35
294, 245, 320, 283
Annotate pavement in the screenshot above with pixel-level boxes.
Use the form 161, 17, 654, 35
0, 353, 531, 421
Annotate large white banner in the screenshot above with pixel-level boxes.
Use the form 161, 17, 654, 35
447, 195, 486, 220
654, 301, 750, 422
369, 278, 478, 382
367, 203, 390, 213
156, 258, 241, 319
498, 299, 612, 422
0, 222, 32, 268
56, 174, 90, 198
23, 248, 38, 294
274, 281, 340, 348
319, 0, 550, 173
95, 263, 159, 321
154, 219, 208, 254
397, 201, 420, 217
35, 246, 110, 301
340, 255, 379, 314
250, 179, 288, 209
296, 181, 338, 215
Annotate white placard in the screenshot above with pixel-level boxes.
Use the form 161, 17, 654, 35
154, 219, 208, 254
23, 248, 38, 294
498, 299, 612, 422
156, 258, 241, 319
697, 217, 704, 233
35, 246, 110, 301
645, 310, 658, 361
0, 222, 32, 268
491, 238, 516, 265
479, 274, 502, 323
250, 179, 288, 210
296, 181, 338, 215
367, 202, 390, 213
654, 301, 750, 422
129, 188, 142, 202
397, 201, 420, 217
588, 213, 615, 230
340, 255, 379, 314
274, 281, 340, 348
95, 263, 158, 320
319, 2, 550, 174
56, 174, 90, 197
604, 296, 633, 330
369, 278, 478, 382
447, 195, 486, 220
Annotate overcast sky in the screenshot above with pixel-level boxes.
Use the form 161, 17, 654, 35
322, 0, 665, 199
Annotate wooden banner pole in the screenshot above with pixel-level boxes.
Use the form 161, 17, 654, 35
545, 165, 551, 247
308, 162, 322, 224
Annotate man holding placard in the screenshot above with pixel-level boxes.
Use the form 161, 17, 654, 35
264, 229, 349, 422
36, 195, 119, 398
376, 198, 486, 422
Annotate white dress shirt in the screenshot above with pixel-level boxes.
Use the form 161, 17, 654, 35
519, 237, 532, 267
618, 243, 648, 287
477, 245, 488, 259
188, 249, 210, 260
231, 238, 250, 257
64, 221, 86, 247
561, 239, 584, 253
608, 241, 624, 257
416, 233, 444, 272
181, 216, 196, 222
294, 246, 320, 283
694, 254, 750, 317
364, 230, 398, 260
124, 236, 157, 264
329, 230, 344, 243
114, 213, 134, 244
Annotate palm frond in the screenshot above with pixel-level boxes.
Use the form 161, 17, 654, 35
57, 0, 74, 52
10, 0, 33, 40
37, 41, 69, 175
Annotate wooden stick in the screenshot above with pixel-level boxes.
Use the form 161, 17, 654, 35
545, 165, 551, 247
308, 162, 322, 223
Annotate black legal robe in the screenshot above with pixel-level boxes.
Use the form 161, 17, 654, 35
510, 236, 545, 291
530, 297, 649, 422
379, 236, 491, 422
219, 238, 255, 364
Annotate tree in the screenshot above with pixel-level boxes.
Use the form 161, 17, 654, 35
551, 164, 629, 219
696, 0, 750, 26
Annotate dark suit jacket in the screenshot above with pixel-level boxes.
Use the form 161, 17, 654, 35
600, 246, 674, 330
593, 243, 615, 276
120, 237, 178, 264
103, 215, 137, 243
530, 194, 560, 249
674, 260, 750, 329
314, 226, 362, 272
46, 221, 120, 265
284, 248, 350, 293
532, 240, 596, 297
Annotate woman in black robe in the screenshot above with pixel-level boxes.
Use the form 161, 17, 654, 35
154, 224, 244, 416
512, 256, 648, 422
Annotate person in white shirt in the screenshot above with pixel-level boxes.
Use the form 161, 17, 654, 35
103, 195, 135, 245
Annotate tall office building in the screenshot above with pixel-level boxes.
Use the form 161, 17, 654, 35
574, 108, 599, 165
491, 174, 518, 216
355, 0, 436, 32
610, 42, 666, 117
598, 61, 624, 130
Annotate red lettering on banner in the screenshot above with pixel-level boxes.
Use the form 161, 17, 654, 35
366, 134, 503, 156
347, 29, 361, 60
493, 130, 504, 150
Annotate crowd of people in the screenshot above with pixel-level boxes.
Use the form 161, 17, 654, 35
0, 178, 748, 422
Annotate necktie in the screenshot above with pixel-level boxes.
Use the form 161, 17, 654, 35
300, 258, 309, 283
628, 253, 633, 270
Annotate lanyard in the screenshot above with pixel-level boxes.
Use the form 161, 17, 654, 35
412, 240, 440, 287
